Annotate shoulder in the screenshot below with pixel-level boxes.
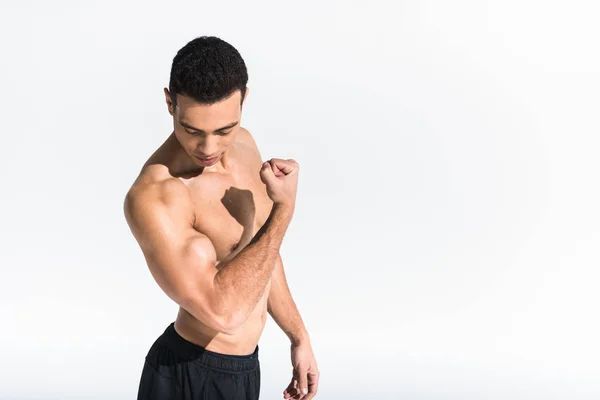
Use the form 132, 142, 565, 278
124, 173, 194, 231
234, 127, 266, 174
236, 127, 263, 158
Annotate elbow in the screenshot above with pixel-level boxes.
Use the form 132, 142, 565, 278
181, 294, 245, 335
213, 309, 246, 335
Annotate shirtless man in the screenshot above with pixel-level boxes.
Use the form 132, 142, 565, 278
123, 36, 319, 399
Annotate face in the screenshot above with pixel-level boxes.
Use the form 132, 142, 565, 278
164, 88, 248, 167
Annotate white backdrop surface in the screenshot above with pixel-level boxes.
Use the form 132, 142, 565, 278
0, 1, 598, 399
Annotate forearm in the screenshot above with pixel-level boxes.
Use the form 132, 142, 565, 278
214, 203, 293, 328
267, 253, 310, 345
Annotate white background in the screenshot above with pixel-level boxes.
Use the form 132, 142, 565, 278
1, 1, 599, 399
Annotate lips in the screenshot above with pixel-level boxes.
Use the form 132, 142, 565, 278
195, 154, 219, 163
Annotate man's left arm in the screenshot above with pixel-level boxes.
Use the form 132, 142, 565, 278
268, 253, 320, 399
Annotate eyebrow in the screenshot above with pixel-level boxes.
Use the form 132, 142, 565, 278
179, 120, 239, 133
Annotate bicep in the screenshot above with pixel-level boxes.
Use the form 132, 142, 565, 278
125, 185, 220, 321
144, 226, 218, 308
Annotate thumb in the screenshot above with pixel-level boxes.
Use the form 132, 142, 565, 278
260, 161, 276, 184
296, 366, 308, 396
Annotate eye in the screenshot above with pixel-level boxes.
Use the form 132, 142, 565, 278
217, 130, 232, 136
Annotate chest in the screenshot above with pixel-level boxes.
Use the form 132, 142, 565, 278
187, 170, 272, 265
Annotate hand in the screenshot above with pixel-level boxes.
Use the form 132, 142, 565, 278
283, 342, 319, 399
260, 158, 299, 207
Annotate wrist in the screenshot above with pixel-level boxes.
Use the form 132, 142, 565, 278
289, 331, 310, 347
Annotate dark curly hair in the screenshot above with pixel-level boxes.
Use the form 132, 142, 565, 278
168, 36, 248, 107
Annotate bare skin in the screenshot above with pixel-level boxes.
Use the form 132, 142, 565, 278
124, 88, 319, 399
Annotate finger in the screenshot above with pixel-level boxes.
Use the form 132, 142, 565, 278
271, 162, 285, 178
288, 378, 304, 399
296, 367, 309, 398
301, 370, 319, 400
290, 371, 306, 399
283, 377, 295, 399
269, 158, 298, 175
304, 371, 320, 399
284, 386, 299, 399
292, 386, 304, 400
261, 161, 272, 173
292, 378, 302, 399
260, 161, 276, 185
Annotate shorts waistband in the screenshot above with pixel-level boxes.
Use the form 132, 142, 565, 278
157, 322, 259, 373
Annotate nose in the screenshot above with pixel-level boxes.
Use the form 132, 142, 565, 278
196, 135, 219, 157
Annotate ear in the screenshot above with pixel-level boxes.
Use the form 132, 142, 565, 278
164, 88, 174, 115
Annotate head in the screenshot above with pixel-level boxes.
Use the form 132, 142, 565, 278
164, 36, 249, 167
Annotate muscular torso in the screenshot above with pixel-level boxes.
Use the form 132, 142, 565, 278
135, 128, 273, 355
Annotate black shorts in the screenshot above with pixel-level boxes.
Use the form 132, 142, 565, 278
137, 322, 260, 400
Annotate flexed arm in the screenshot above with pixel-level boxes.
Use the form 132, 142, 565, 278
123, 159, 299, 334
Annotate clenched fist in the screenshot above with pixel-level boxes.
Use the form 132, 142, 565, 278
260, 158, 299, 207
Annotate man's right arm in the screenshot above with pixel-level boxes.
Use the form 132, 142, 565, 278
124, 178, 293, 335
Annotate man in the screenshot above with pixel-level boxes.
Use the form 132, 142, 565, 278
123, 36, 319, 399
